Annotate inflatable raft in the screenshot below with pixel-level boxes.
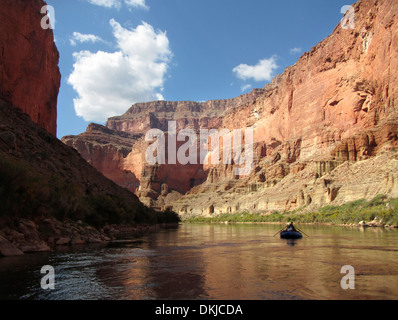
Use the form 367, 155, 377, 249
280, 230, 303, 239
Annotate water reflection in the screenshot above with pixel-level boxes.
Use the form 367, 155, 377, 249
0, 223, 397, 300
285, 239, 301, 246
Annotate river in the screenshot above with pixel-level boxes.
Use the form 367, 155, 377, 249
0, 223, 397, 300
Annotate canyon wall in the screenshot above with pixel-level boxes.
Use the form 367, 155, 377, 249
172, 0, 398, 216
63, 0, 398, 216
0, 0, 60, 135
0, 0, 162, 256
62, 90, 266, 202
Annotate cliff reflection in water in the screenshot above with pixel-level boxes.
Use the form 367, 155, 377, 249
0, 223, 398, 300
94, 224, 398, 300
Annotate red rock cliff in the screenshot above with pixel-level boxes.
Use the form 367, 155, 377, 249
63, 0, 398, 215
172, 0, 398, 216
62, 90, 266, 199
0, 0, 60, 135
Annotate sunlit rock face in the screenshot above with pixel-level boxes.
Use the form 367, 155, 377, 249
0, 0, 60, 136
64, 0, 398, 215
62, 91, 266, 206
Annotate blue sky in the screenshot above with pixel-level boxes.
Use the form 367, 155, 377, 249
46, 0, 355, 139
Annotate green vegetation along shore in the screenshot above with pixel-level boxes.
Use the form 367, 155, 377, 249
0, 153, 180, 226
183, 195, 398, 227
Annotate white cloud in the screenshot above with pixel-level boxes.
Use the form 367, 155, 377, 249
233, 56, 278, 82
124, 0, 149, 10
87, 0, 121, 9
70, 32, 104, 46
87, 0, 148, 9
68, 20, 172, 122
290, 47, 302, 55
241, 84, 252, 92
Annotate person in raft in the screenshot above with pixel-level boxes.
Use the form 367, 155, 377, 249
287, 222, 297, 232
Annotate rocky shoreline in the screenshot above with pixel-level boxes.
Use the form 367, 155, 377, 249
0, 217, 173, 257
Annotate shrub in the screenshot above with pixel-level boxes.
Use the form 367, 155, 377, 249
183, 195, 398, 226
156, 208, 181, 224
0, 152, 163, 227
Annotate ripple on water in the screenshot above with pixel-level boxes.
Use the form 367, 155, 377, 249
1, 224, 398, 300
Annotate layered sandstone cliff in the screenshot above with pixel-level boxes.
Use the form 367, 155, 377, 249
172, 0, 398, 216
106, 90, 265, 134
0, 0, 60, 135
64, 0, 398, 217
62, 90, 266, 203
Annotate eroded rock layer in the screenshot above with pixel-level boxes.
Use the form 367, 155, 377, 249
64, 0, 398, 217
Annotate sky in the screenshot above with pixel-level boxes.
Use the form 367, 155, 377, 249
45, 0, 356, 139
